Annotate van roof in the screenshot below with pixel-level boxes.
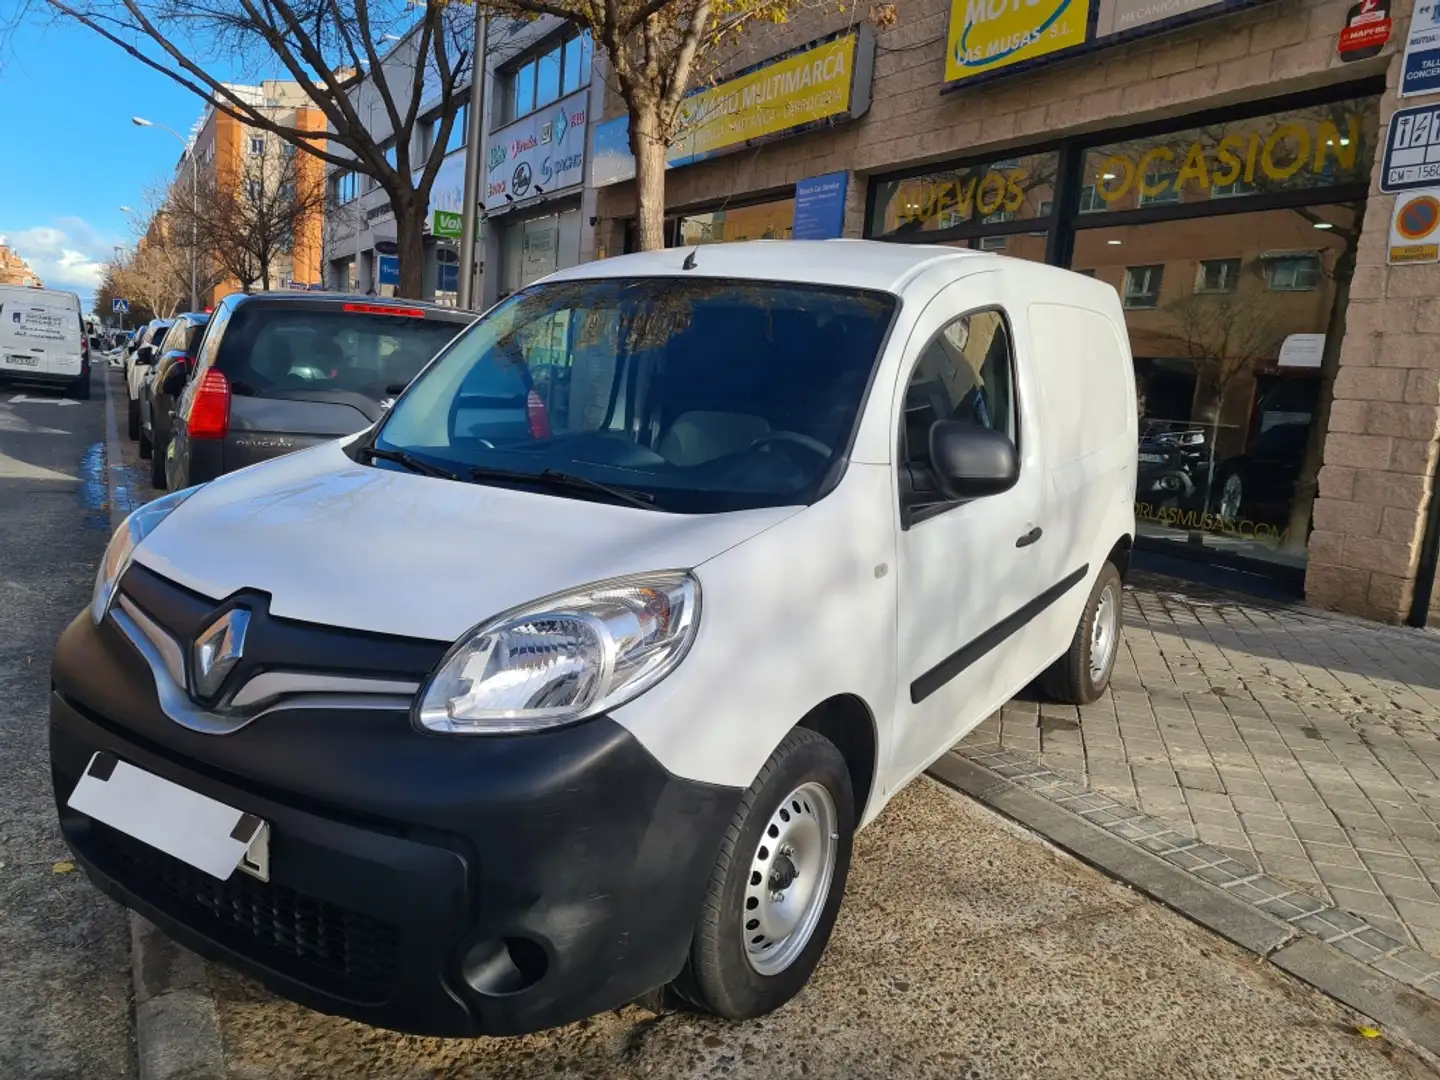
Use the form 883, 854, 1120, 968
543, 239, 992, 295
0, 285, 81, 309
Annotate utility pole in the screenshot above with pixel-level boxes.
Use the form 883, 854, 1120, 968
458, 6, 488, 311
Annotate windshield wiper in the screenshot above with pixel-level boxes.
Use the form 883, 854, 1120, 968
360, 445, 460, 481
469, 465, 656, 510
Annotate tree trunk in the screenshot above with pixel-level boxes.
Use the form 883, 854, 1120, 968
630, 103, 668, 252
395, 195, 428, 299
261, 257, 271, 291
1281, 239, 1357, 554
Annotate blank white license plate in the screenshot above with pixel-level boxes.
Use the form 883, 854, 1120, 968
5, 353, 40, 367
67, 753, 269, 881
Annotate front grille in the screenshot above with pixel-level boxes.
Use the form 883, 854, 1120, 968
90, 821, 400, 999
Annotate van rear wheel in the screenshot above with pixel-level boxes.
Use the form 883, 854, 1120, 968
671, 728, 854, 1019
1041, 561, 1123, 705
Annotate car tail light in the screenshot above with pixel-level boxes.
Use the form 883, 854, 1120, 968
342, 302, 425, 318
526, 388, 551, 439
187, 369, 231, 439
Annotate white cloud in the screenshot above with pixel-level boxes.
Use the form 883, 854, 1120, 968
0, 217, 119, 301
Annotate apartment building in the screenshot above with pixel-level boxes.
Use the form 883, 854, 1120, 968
183, 81, 328, 306
0, 245, 42, 287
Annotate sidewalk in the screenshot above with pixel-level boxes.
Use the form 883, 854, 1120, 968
959, 571, 1440, 955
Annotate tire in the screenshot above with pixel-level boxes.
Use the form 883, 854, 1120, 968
138, 422, 152, 459
1040, 561, 1123, 706
1216, 470, 1243, 525
151, 436, 167, 489
128, 397, 140, 440
71, 368, 91, 401
672, 728, 854, 1019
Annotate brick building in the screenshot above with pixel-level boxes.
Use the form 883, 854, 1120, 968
585, 0, 1440, 624
0, 244, 42, 287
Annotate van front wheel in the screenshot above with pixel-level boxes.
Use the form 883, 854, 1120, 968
1041, 561, 1123, 705
673, 728, 854, 1019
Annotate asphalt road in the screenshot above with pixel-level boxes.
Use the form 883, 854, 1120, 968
0, 367, 136, 1079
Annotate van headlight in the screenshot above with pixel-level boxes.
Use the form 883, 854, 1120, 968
415, 572, 700, 734
91, 487, 201, 624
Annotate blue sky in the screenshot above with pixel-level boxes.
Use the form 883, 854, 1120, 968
0, 15, 238, 311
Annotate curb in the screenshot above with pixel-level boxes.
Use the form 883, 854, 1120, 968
103, 369, 229, 1080
929, 750, 1440, 1060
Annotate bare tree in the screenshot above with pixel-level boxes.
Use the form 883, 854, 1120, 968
107, 244, 183, 320
24, 0, 474, 298
173, 143, 331, 293
1166, 278, 1281, 517
474, 0, 854, 251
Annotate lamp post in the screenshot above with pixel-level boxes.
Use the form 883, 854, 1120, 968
132, 116, 198, 311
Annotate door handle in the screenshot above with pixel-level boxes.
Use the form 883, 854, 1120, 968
1015, 526, 1043, 548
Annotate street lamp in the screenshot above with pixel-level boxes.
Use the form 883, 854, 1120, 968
132, 115, 198, 311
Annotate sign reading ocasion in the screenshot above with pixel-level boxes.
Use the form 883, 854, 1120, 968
945, 0, 1273, 87
591, 29, 875, 188
485, 88, 588, 212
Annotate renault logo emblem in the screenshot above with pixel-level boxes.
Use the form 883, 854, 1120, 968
191, 608, 250, 700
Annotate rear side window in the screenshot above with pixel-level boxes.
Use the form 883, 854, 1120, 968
217, 306, 466, 401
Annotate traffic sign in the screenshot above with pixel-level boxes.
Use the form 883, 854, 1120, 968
1381, 103, 1440, 193
112, 298, 130, 314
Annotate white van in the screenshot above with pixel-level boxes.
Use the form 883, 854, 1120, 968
0, 285, 89, 399
50, 242, 1136, 1037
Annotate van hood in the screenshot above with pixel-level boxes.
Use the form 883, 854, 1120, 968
133, 441, 801, 641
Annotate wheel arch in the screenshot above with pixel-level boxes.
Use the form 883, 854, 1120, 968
796, 694, 878, 824
1107, 533, 1134, 581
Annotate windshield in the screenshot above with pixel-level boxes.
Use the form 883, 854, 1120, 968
373, 277, 896, 513
219, 306, 467, 402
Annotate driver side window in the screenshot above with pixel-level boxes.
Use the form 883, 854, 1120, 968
899, 308, 1017, 508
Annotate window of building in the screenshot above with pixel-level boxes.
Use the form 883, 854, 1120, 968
1265, 254, 1322, 291
333, 171, 358, 204
1078, 185, 1106, 213
1195, 258, 1241, 293
1213, 178, 1260, 198
502, 31, 593, 125
384, 142, 398, 169
900, 310, 1017, 506
249, 136, 265, 156
446, 104, 468, 155
1122, 265, 1164, 308
1138, 170, 1180, 206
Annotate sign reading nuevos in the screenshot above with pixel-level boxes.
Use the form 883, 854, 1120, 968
485, 89, 588, 212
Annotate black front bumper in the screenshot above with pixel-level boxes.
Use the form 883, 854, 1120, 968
50, 607, 741, 1036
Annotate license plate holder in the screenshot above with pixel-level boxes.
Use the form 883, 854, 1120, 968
1137, 453, 1164, 464
67, 752, 269, 881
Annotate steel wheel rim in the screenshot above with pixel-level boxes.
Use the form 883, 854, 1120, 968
743, 781, 838, 976
1089, 584, 1119, 684
1219, 474, 1242, 522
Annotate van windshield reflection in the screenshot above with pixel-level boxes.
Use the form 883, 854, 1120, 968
371, 277, 897, 513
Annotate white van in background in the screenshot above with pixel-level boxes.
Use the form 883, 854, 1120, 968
0, 286, 90, 399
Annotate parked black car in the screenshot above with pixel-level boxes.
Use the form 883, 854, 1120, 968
141, 313, 210, 488
126, 320, 173, 441
1211, 420, 1311, 525
165, 293, 474, 491
1136, 425, 1212, 510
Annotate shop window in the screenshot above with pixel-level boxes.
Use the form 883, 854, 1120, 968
675, 198, 795, 246
1265, 254, 1321, 291
868, 151, 1058, 240
1195, 258, 1241, 294
1080, 99, 1378, 213
978, 235, 1008, 251
1123, 265, 1164, 309
435, 248, 459, 299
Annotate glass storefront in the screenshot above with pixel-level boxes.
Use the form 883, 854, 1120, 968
865, 87, 1382, 584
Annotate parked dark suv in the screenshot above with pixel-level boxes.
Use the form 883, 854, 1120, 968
164, 294, 474, 491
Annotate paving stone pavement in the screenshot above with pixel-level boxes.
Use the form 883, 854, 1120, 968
960, 571, 1440, 955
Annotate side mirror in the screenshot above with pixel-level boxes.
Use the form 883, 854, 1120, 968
161, 360, 190, 396
136, 344, 156, 364
929, 421, 1019, 501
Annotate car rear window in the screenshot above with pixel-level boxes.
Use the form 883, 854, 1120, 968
217, 305, 467, 401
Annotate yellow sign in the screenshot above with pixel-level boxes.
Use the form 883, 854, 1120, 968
673, 35, 858, 165
945, 0, 1090, 84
